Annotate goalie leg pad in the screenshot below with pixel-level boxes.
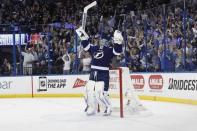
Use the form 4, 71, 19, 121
94, 81, 104, 105
94, 82, 111, 107
85, 80, 97, 115
94, 82, 112, 115
102, 91, 112, 116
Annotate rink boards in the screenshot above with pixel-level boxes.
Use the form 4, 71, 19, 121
0, 72, 197, 105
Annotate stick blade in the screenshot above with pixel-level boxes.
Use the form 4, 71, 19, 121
84, 1, 97, 12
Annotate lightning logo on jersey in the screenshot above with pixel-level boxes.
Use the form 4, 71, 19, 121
94, 51, 104, 59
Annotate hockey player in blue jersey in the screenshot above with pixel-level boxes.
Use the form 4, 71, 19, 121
76, 27, 123, 116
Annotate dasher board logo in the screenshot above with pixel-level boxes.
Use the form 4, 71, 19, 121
38, 77, 47, 92
149, 75, 163, 92
38, 76, 66, 92
168, 78, 197, 91
73, 78, 87, 88
109, 70, 119, 75
0, 81, 12, 89
131, 75, 145, 90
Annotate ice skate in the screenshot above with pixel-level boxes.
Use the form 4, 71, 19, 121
86, 106, 96, 116
103, 107, 112, 116
84, 105, 89, 112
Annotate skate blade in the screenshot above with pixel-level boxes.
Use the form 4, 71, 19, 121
86, 111, 96, 116
84, 106, 89, 112
103, 111, 112, 116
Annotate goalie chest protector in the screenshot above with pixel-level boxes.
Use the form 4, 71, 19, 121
81, 40, 122, 71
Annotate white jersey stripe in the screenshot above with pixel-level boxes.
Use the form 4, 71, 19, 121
91, 65, 109, 70
113, 48, 121, 55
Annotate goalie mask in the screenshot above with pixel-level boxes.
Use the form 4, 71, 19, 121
98, 33, 112, 48
99, 38, 108, 48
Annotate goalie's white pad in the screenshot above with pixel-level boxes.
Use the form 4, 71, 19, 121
76, 26, 89, 40
85, 80, 97, 115
94, 82, 104, 105
102, 91, 112, 116
94, 82, 112, 115
113, 30, 123, 45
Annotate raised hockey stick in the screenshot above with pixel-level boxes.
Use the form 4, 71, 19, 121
82, 1, 97, 30
80, 1, 97, 113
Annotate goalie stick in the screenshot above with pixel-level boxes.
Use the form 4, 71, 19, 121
82, 1, 97, 30
79, 1, 97, 112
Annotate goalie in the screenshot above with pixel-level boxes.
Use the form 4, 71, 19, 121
76, 27, 123, 116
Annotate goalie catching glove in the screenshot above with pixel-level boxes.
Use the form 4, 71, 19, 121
113, 30, 123, 45
76, 26, 89, 40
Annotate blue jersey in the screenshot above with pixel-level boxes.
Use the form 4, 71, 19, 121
81, 40, 122, 71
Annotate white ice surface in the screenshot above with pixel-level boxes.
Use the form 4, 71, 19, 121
0, 98, 197, 131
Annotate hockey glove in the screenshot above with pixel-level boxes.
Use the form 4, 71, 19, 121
113, 30, 123, 45
76, 26, 89, 40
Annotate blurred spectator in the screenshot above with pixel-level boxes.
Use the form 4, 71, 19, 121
81, 51, 91, 73
174, 49, 184, 72
150, 48, 161, 72
17, 45, 35, 75
62, 47, 71, 74
1, 58, 12, 76
0, 0, 196, 74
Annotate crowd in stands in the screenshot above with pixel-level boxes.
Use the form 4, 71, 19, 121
0, 0, 196, 76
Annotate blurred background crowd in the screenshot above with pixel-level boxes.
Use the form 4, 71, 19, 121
0, 0, 196, 76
